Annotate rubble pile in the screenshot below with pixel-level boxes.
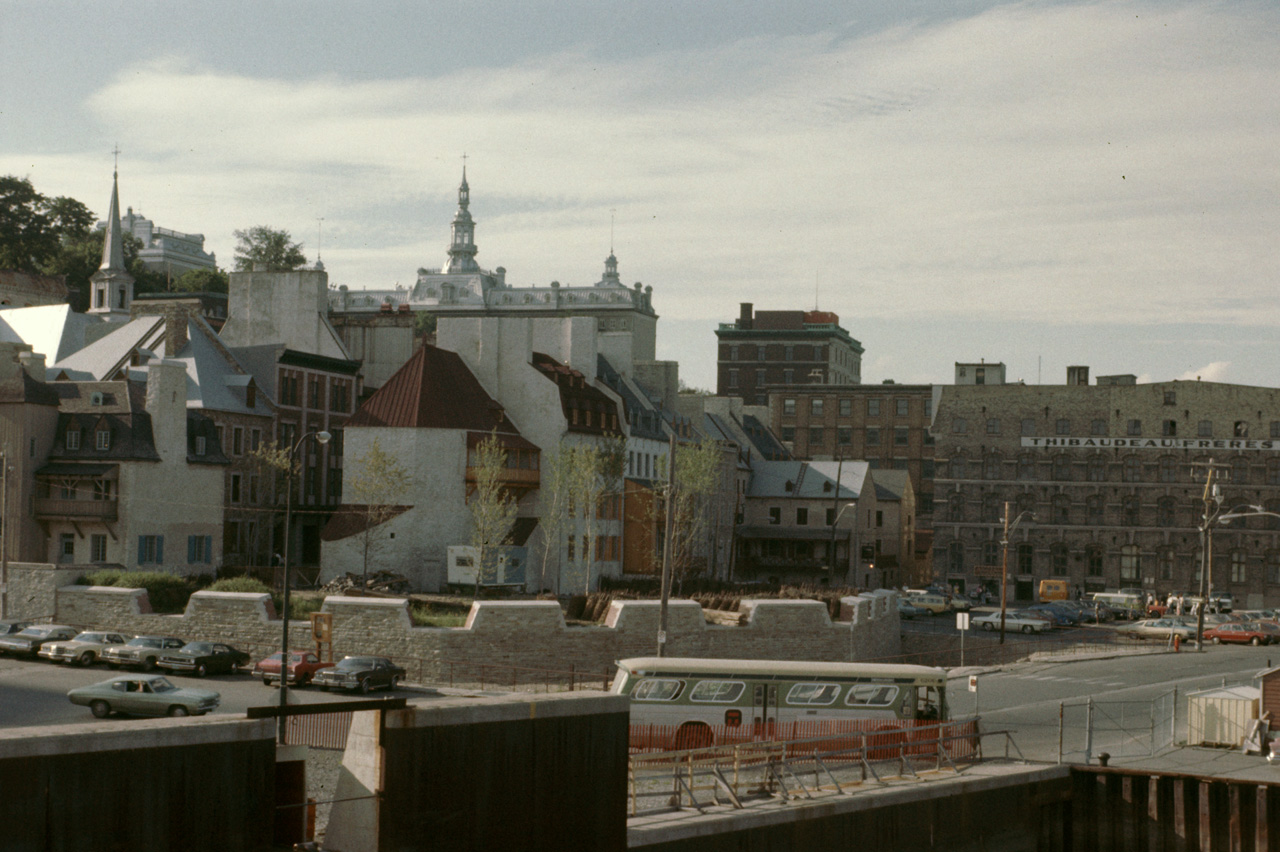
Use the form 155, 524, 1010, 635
320, 570, 411, 595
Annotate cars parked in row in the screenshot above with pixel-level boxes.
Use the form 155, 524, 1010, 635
158, 642, 251, 677
313, 656, 405, 693
253, 650, 334, 686
68, 675, 220, 718
0, 624, 79, 657
0, 621, 31, 636
37, 631, 130, 666
971, 611, 1048, 634
102, 636, 186, 671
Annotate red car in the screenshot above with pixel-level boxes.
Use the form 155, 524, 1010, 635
1203, 623, 1272, 646
252, 650, 334, 686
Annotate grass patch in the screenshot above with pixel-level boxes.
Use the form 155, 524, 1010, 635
411, 602, 468, 627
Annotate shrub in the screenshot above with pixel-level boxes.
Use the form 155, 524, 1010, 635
411, 603, 466, 627
207, 577, 273, 595
76, 569, 196, 614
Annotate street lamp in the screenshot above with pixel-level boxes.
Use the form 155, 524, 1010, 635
278, 429, 330, 743
998, 502, 1034, 645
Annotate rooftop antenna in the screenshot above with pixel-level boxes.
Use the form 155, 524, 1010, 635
815, 271, 820, 311
610, 208, 616, 254
316, 217, 324, 263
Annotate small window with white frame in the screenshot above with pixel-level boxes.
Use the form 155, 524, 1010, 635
785, 683, 840, 706
845, 684, 899, 707
633, 679, 684, 701
689, 681, 746, 703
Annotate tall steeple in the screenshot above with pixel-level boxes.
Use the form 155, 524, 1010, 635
444, 164, 480, 274
89, 158, 134, 317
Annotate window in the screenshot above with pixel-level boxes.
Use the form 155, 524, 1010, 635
783, 398, 796, 416
811, 398, 824, 416
947, 497, 965, 523
66, 428, 81, 450
633, 679, 683, 701
784, 346, 794, 362
949, 457, 967, 479
1086, 494, 1103, 525
1087, 547, 1104, 577
780, 426, 795, 442
1052, 456, 1071, 481
809, 427, 824, 445
230, 474, 242, 504
1091, 419, 1108, 436
1017, 455, 1036, 480
952, 417, 967, 434
866, 427, 881, 446
1157, 419, 1176, 437
1231, 550, 1246, 583
983, 454, 1001, 479
1235, 421, 1249, 438
922, 459, 935, 478
786, 683, 840, 706
1272, 421, 1280, 439
565, 534, 576, 561
1200, 420, 1214, 438
982, 540, 1000, 566
1055, 419, 1070, 435
59, 533, 75, 563
1127, 419, 1142, 436
796, 508, 809, 525
90, 534, 107, 562
875, 510, 883, 527
1016, 544, 1034, 574
1052, 494, 1071, 524
924, 399, 932, 418
188, 535, 213, 564
1158, 548, 1174, 581
1268, 459, 1280, 486
837, 427, 852, 446
1021, 418, 1036, 436
232, 427, 243, 456
246, 384, 256, 408
93, 480, 112, 501
137, 535, 164, 565
96, 428, 110, 450
1122, 456, 1141, 482
867, 399, 881, 417
1269, 551, 1280, 585
896, 399, 909, 417
1119, 545, 1140, 582
768, 507, 781, 525
948, 541, 964, 572
986, 418, 1000, 434
727, 369, 738, 388
783, 370, 793, 384
1016, 492, 1036, 518
1159, 457, 1177, 483
1230, 458, 1249, 485
1121, 495, 1139, 525
1051, 543, 1068, 575
250, 429, 261, 452
1087, 457, 1106, 482
981, 494, 1001, 523
839, 398, 852, 416
1156, 497, 1176, 527
1164, 391, 1176, 405
689, 681, 745, 703
729, 345, 739, 361
894, 427, 909, 446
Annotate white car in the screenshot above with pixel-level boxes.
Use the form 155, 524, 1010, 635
971, 611, 1047, 634
38, 631, 130, 666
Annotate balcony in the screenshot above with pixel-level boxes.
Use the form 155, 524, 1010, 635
35, 497, 118, 522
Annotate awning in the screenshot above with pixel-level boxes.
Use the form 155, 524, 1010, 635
36, 463, 119, 478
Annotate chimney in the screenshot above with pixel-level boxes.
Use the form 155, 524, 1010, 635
739, 302, 754, 329
18, 350, 46, 382
1067, 366, 1090, 386
145, 358, 188, 463
165, 308, 189, 357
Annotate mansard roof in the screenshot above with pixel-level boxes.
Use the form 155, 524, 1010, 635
531, 351, 622, 436
347, 343, 523, 436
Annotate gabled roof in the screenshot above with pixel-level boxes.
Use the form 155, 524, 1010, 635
49, 316, 163, 380
0, 304, 109, 363
347, 343, 523, 436
747, 459, 868, 499
48, 380, 160, 463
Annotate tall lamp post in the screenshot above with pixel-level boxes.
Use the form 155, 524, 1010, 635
278, 429, 330, 743
999, 502, 1034, 645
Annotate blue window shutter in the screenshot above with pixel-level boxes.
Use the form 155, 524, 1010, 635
205, 536, 213, 564
138, 537, 146, 564
188, 536, 196, 563
156, 536, 164, 565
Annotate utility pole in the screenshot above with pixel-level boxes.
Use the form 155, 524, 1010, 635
999, 502, 1010, 645
828, 453, 843, 580
1192, 458, 1230, 652
0, 451, 7, 620
657, 435, 676, 657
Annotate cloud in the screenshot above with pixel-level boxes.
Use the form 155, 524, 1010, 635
1177, 361, 1233, 383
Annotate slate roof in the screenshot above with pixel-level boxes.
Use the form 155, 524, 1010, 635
532, 352, 622, 436
872, 469, 910, 502
0, 367, 61, 406
347, 343, 525, 438
740, 414, 790, 461
598, 355, 667, 441
747, 459, 868, 499
0, 304, 110, 363
46, 380, 161, 463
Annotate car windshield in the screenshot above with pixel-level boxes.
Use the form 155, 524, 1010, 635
17, 626, 56, 637
74, 633, 106, 642
129, 638, 165, 648
182, 643, 213, 654
148, 677, 178, 693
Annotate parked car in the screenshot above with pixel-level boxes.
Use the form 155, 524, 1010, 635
1026, 604, 1077, 627
0, 624, 79, 657
253, 650, 334, 686
947, 595, 972, 613
101, 636, 187, 671
971, 611, 1047, 634
897, 599, 928, 619
159, 642, 250, 677
1203, 623, 1272, 646
37, 631, 130, 666
1123, 618, 1197, 641
0, 621, 31, 636
313, 656, 406, 693
906, 593, 950, 615
67, 674, 220, 718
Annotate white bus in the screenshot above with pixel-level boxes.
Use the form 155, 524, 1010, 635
613, 657, 951, 751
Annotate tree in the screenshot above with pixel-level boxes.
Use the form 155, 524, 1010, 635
535, 442, 578, 594
0, 176, 95, 273
655, 440, 724, 593
173, 267, 230, 293
414, 311, 437, 342
571, 436, 627, 594
468, 431, 519, 597
346, 438, 411, 584
233, 226, 307, 272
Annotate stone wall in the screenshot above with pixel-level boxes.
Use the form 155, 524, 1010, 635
6, 562, 84, 622
50, 585, 901, 681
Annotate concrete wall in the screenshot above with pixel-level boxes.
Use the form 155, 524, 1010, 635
222, 268, 349, 359
44, 581, 902, 676
5, 562, 83, 621
0, 716, 276, 852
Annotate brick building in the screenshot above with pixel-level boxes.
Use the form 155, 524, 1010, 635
932, 367, 1280, 608
715, 303, 863, 404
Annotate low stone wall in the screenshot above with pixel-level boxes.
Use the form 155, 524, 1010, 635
50, 585, 901, 681
6, 562, 83, 622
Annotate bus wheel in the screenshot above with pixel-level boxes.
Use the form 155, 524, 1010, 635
674, 723, 713, 751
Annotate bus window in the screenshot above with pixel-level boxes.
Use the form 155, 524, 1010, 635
916, 686, 941, 720
689, 680, 745, 703
632, 679, 684, 701
846, 684, 898, 707
786, 682, 840, 706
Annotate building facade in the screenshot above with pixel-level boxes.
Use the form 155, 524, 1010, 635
715, 303, 863, 404
932, 374, 1280, 608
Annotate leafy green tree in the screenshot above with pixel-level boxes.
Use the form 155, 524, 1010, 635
234, 226, 307, 271
346, 438, 411, 584
468, 430, 519, 596
173, 267, 230, 293
655, 440, 724, 592
414, 311, 437, 341
0, 176, 96, 273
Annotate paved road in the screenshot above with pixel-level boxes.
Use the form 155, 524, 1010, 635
0, 654, 396, 729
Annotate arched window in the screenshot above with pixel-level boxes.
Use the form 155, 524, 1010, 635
1122, 456, 1141, 483
1156, 496, 1176, 527
1231, 550, 1247, 583
1086, 456, 1107, 482
1052, 493, 1071, 524
1267, 459, 1280, 487
1017, 455, 1036, 480
1050, 543, 1069, 575
1121, 495, 1140, 526
1016, 492, 1036, 519
950, 457, 967, 479
947, 496, 965, 523
948, 541, 965, 573
1158, 547, 1175, 581
1086, 494, 1104, 525
1230, 457, 1249, 486
1052, 455, 1071, 481
1158, 456, 1178, 483
981, 493, 1001, 523
1086, 546, 1104, 577
982, 540, 1000, 566
983, 454, 1002, 480
1016, 543, 1034, 574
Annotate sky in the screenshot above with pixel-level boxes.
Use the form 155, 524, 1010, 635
3, 0, 1278, 392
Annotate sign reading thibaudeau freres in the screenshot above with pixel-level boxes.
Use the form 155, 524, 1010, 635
1022, 437, 1280, 451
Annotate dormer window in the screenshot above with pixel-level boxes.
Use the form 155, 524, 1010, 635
96, 428, 110, 450
66, 428, 81, 450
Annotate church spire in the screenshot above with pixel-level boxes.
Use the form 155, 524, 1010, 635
444, 162, 480, 273
89, 155, 134, 317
